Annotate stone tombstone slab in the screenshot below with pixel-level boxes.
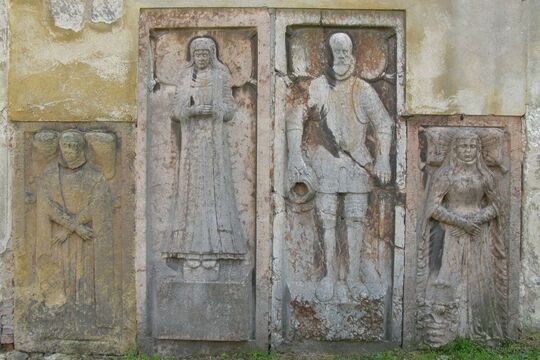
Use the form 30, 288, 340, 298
403, 116, 521, 348
12, 123, 136, 354
271, 10, 405, 350
136, 9, 272, 355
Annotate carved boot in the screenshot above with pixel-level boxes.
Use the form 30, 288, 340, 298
346, 218, 370, 300
315, 217, 337, 302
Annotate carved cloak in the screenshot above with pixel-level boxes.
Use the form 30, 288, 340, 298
35, 162, 114, 329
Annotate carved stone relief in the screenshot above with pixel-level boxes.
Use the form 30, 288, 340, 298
13, 124, 136, 353
137, 9, 272, 355
272, 10, 405, 349
403, 117, 522, 348
49, 0, 124, 31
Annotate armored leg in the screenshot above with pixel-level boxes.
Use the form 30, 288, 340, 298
344, 193, 369, 299
315, 193, 338, 302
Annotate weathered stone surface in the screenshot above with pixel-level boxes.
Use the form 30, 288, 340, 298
12, 123, 136, 354
136, 8, 272, 355
521, 0, 540, 333
403, 116, 522, 347
0, 0, 11, 347
5, 351, 27, 360
271, 10, 405, 350
49, 0, 86, 32
90, 0, 123, 24
49, 0, 123, 31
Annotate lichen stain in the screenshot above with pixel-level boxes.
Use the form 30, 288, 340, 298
290, 299, 326, 339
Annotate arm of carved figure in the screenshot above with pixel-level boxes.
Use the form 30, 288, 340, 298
286, 104, 314, 191
357, 81, 393, 185
46, 197, 77, 232
171, 75, 193, 121
470, 204, 498, 224
69, 178, 112, 242
221, 71, 235, 122
432, 206, 481, 236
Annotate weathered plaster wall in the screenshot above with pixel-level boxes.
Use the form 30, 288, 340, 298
7, 0, 527, 123
522, 0, 540, 333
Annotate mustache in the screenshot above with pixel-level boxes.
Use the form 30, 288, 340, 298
334, 58, 351, 64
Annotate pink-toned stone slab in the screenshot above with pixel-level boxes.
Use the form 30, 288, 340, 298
403, 116, 521, 347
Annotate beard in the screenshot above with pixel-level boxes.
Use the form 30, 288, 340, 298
333, 58, 352, 76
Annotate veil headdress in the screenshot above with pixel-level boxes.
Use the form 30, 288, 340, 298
186, 36, 229, 74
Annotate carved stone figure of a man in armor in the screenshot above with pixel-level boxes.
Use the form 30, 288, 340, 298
287, 32, 394, 301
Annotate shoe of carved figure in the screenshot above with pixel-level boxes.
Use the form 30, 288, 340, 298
347, 279, 370, 301
315, 276, 335, 302
334, 281, 350, 303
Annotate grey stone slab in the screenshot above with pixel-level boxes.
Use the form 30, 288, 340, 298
136, 8, 272, 355
155, 279, 251, 341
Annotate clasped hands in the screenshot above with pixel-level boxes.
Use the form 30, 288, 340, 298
188, 104, 215, 117
450, 212, 488, 237
53, 213, 94, 245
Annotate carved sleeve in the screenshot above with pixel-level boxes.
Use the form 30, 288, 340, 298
471, 204, 498, 224
171, 72, 192, 122
44, 186, 76, 232
221, 71, 235, 122
424, 170, 468, 229
431, 205, 469, 229
357, 81, 393, 161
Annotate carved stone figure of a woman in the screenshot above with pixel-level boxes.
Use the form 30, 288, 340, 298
416, 130, 507, 346
165, 37, 246, 269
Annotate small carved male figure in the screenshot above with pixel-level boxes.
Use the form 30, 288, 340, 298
36, 130, 114, 330
287, 32, 394, 301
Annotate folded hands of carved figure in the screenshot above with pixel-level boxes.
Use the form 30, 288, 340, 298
449, 205, 497, 237
432, 206, 481, 237
373, 158, 391, 185
52, 207, 95, 244
187, 104, 214, 117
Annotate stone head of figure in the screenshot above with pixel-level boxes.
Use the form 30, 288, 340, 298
190, 37, 217, 71
329, 32, 354, 75
452, 130, 479, 164
59, 130, 86, 169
